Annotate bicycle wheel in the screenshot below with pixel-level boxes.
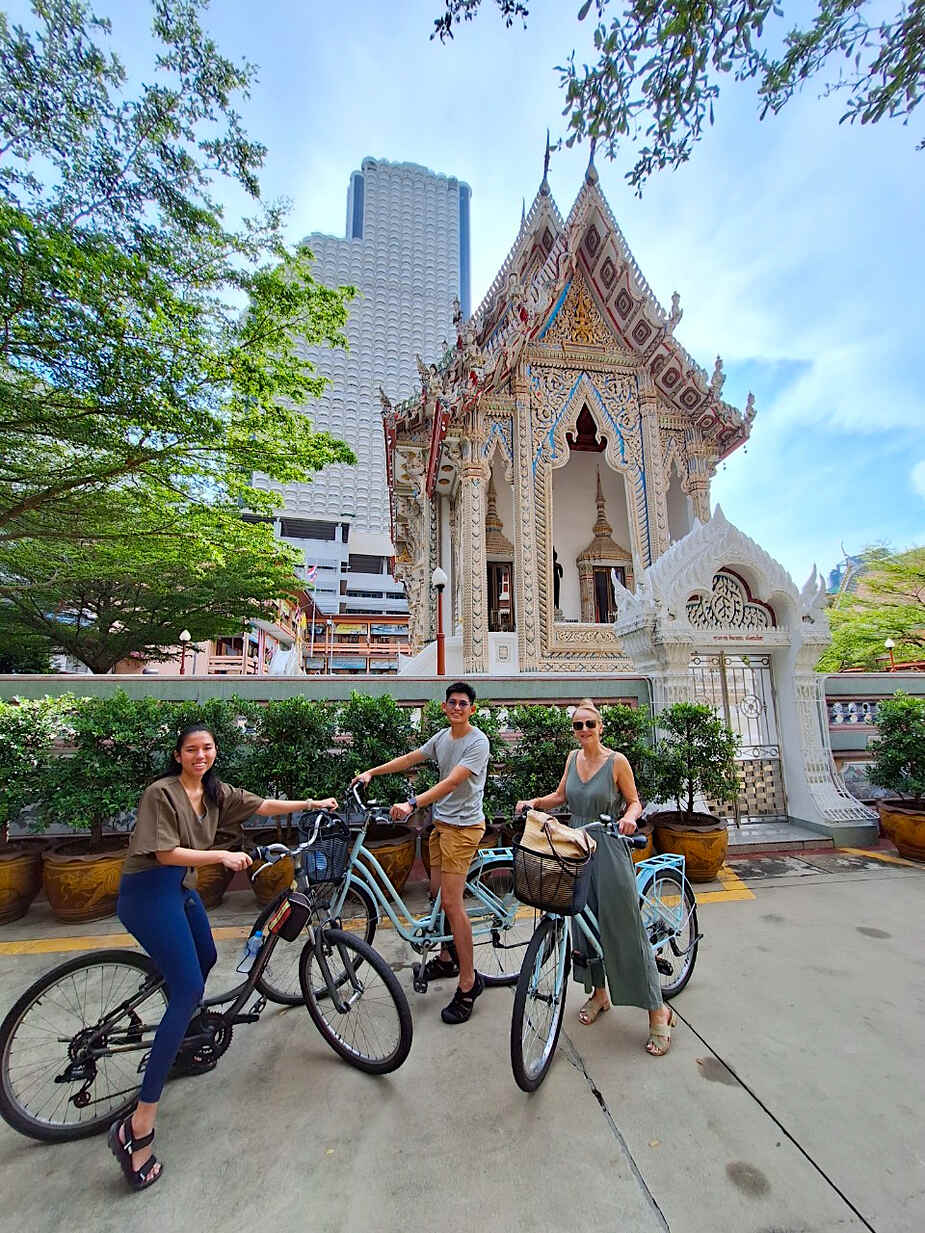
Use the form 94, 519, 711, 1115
255, 880, 378, 1006
466, 858, 537, 987
639, 868, 699, 999
0, 950, 167, 1142
299, 929, 412, 1075
510, 916, 570, 1093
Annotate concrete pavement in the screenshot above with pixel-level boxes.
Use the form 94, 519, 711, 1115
0, 849, 922, 1233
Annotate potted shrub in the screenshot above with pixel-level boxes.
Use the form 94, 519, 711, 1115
339, 691, 418, 894
869, 692, 925, 860
649, 702, 740, 882
0, 698, 58, 924
493, 704, 576, 835
39, 692, 173, 922
244, 697, 342, 906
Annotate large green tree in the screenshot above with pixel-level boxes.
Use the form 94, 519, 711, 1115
433, 0, 925, 189
0, 0, 355, 545
818, 546, 925, 671
0, 492, 308, 673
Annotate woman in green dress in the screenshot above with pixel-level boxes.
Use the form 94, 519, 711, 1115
516, 698, 676, 1056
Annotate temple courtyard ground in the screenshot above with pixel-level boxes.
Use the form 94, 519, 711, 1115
0, 846, 922, 1233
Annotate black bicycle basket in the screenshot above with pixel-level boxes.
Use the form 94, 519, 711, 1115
300, 823, 350, 886
512, 839, 593, 916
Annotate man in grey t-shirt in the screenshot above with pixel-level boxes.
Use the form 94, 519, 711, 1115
352, 681, 490, 1025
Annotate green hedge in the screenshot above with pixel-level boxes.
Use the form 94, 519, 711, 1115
0, 690, 663, 845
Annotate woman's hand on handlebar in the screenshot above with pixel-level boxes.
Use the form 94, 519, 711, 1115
515, 799, 534, 816
617, 816, 638, 836
219, 850, 252, 872
350, 771, 372, 789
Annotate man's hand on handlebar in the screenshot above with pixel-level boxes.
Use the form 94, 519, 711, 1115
219, 850, 252, 872
389, 801, 413, 822
350, 771, 373, 789
312, 797, 338, 812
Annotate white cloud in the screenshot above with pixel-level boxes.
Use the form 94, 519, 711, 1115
912, 461, 925, 500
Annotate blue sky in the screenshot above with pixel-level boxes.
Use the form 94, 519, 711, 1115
10, 0, 924, 584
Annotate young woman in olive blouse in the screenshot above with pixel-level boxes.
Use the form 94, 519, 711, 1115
108, 723, 336, 1192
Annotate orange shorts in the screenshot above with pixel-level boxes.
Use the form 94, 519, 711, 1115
428, 821, 486, 877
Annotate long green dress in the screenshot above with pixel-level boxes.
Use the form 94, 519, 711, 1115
566, 752, 662, 1009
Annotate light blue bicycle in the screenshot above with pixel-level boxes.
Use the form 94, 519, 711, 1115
510, 816, 700, 1091
256, 785, 536, 1010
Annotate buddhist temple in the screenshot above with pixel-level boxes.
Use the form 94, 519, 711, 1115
381, 153, 755, 674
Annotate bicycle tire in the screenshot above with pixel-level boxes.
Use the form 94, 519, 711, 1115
0, 950, 166, 1142
465, 858, 536, 987
510, 916, 570, 1093
254, 879, 378, 1005
638, 868, 699, 999
299, 929, 412, 1075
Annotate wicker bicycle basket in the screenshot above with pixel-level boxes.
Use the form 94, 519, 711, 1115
512, 840, 593, 916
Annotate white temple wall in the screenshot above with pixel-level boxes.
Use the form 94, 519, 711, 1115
666, 463, 693, 544
551, 455, 631, 620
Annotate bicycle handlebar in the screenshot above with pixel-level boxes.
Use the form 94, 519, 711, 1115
512, 806, 648, 849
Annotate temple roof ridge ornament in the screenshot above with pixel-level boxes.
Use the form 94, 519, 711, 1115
471, 179, 564, 328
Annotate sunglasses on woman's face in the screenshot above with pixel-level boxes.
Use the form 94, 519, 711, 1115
572, 719, 597, 731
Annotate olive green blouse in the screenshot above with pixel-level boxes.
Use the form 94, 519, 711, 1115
123, 776, 264, 884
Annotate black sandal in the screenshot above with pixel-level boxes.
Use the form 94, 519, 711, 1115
422, 953, 459, 980
108, 1114, 163, 1191
441, 971, 485, 1025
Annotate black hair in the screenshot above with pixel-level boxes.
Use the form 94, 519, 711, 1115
445, 681, 476, 705
160, 723, 223, 806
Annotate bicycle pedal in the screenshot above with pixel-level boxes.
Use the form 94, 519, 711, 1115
411, 963, 428, 994
656, 956, 673, 976
251, 996, 267, 1016
230, 1012, 260, 1025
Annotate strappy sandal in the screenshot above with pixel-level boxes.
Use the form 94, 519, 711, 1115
440, 971, 485, 1024
578, 996, 611, 1025
108, 1114, 163, 1191
422, 953, 459, 980
645, 1007, 678, 1057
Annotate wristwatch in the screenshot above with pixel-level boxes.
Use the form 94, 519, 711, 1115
406, 794, 417, 811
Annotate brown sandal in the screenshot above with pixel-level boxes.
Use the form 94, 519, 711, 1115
645, 1007, 677, 1056
578, 996, 611, 1025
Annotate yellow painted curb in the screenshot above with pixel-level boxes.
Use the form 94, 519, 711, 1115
841, 847, 925, 870
695, 863, 756, 905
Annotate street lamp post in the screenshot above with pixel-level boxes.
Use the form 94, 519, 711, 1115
884, 638, 896, 671
325, 619, 334, 675
178, 629, 192, 676
431, 566, 448, 676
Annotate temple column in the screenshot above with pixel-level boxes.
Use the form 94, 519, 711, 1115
460, 458, 489, 673
513, 378, 541, 670
638, 370, 669, 564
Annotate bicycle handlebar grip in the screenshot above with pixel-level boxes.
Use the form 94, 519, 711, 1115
627, 833, 648, 850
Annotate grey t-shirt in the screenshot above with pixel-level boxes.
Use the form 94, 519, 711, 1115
418, 726, 490, 828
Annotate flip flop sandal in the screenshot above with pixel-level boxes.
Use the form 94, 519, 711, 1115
645, 1007, 678, 1056
108, 1114, 163, 1191
578, 997, 611, 1025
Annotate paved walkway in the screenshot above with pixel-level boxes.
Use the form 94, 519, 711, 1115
1, 849, 923, 1233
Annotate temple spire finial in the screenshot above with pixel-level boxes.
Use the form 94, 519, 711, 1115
521, 196, 526, 226
585, 136, 599, 184
540, 129, 552, 195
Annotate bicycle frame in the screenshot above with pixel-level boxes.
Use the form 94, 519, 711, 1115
324, 820, 521, 954
525, 851, 692, 1008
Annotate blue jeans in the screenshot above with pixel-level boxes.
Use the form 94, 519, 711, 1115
117, 865, 217, 1103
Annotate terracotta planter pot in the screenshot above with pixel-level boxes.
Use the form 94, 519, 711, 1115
421, 826, 498, 879
359, 825, 417, 896
652, 810, 728, 883
0, 846, 44, 925
879, 803, 925, 862
251, 855, 295, 907
631, 823, 655, 865
43, 838, 128, 923
196, 862, 236, 909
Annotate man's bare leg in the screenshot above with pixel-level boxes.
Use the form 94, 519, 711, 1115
440, 869, 474, 990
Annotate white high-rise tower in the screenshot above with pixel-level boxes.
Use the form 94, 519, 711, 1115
256, 158, 471, 615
